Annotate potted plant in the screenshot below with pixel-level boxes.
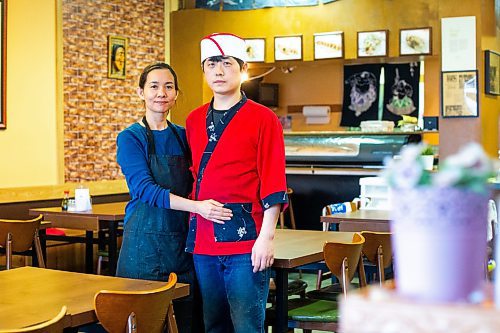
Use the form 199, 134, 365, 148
420, 145, 434, 171
383, 143, 494, 303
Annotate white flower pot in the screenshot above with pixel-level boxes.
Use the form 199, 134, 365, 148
390, 187, 489, 303
421, 155, 434, 171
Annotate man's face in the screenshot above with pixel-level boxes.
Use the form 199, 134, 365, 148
202, 56, 246, 96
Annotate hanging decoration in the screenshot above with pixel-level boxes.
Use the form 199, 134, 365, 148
340, 64, 382, 127
383, 62, 420, 122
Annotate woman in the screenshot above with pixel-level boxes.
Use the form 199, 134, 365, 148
116, 63, 232, 333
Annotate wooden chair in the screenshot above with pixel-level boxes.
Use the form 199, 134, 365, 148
286, 233, 366, 332
94, 272, 178, 333
359, 231, 393, 286
0, 306, 67, 333
279, 188, 296, 229
0, 214, 45, 269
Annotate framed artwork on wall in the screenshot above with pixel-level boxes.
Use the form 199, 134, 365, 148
399, 27, 432, 56
441, 70, 479, 118
108, 35, 127, 80
313, 31, 343, 60
0, 0, 6, 129
274, 35, 302, 61
485, 50, 500, 95
244, 38, 265, 63
357, 30, 388, 58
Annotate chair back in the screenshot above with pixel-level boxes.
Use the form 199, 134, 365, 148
0, 306, 67, 333
94, 273, 178, 333
0, 215, 43, 252
360, 231, 392, 285
323, 233, 365, 298
0, 215, 45, 269
360, 231, 393, 268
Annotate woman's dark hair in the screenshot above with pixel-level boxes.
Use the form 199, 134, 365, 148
138, 63, 179, 90
111, 44, 124, 62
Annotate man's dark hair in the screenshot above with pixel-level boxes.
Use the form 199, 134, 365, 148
202, 56, 245, 71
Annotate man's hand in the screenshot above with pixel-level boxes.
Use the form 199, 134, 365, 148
251, 233, 274, 273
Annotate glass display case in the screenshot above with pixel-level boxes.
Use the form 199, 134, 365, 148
284, 131, 422, 168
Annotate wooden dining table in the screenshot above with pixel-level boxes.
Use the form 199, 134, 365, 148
29, 202, 127, 274
272, 229, 355, 333
0, 266, 189, 330
320, 209, 391, 232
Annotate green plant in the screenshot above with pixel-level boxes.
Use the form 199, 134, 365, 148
383, 143, 494, 194
420, 145, 434, 156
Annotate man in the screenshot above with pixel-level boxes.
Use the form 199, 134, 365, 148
185, 32, 288, 332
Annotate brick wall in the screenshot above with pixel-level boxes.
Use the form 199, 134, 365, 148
63, 0, 165, 182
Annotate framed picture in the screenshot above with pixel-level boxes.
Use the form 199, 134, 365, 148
313, 31, 344, 60
400, 27, 432, 56
357, 30, 388, 57
441, 70, 479, 118
0, 0, 6, 129
485, 50, 500, 95
108, 35, 127, 80
274, 35, 302, 61
244, 38, 265, 63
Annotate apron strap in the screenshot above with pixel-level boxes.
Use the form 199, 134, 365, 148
142, 116, 155, 162
167, 120, 192, 166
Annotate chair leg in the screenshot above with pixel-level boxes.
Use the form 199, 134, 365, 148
126, 312, 137, 333
6, 233, 12, 270
288, 199, 296, 230
341, 257, 349, 300
167, 302, 178, 333
34, 230, 46, 268
97, 256, 103, 275
358, 254, 367, 288
279, 212, 285, 229
377, 246, 385, 285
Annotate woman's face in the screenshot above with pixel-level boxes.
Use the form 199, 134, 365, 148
138, 68, 178, 116
113, 46, 125, 73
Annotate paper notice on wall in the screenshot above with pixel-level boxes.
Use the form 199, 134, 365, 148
441, 16, 476, 71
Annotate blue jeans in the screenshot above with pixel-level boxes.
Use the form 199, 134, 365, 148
193, 254, 270, 333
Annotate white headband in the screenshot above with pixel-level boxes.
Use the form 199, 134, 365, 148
200, 33, 248, 63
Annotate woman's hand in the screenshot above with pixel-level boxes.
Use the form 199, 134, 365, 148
195, 200, 232, 224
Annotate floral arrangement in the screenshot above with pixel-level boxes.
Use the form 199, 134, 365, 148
382, 142, 494, 193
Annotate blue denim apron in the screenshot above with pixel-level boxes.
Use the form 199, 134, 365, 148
116, 118, 199, 332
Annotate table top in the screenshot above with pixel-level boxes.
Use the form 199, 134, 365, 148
273, 229, 354, 269
340, 283, 500, 333
320, 209, 390, 224
29, 202, 127, 221
0, 267, 189, 329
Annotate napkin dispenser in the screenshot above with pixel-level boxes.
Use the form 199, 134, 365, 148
75, 187, 92, 212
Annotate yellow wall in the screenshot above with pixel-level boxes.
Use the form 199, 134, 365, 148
0, 0, 60, 188
171, 0, 499, 157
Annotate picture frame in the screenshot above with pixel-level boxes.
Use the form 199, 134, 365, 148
108, 35, 127, 80
357, 30, 388, 58
244, 38, 265, 63
274, 35, 302, 61
0, 0, 7, 129
313, 31, 344, 60
399, 27, 432, 56
441, 70, 479, 118
485, 50, 500, 95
